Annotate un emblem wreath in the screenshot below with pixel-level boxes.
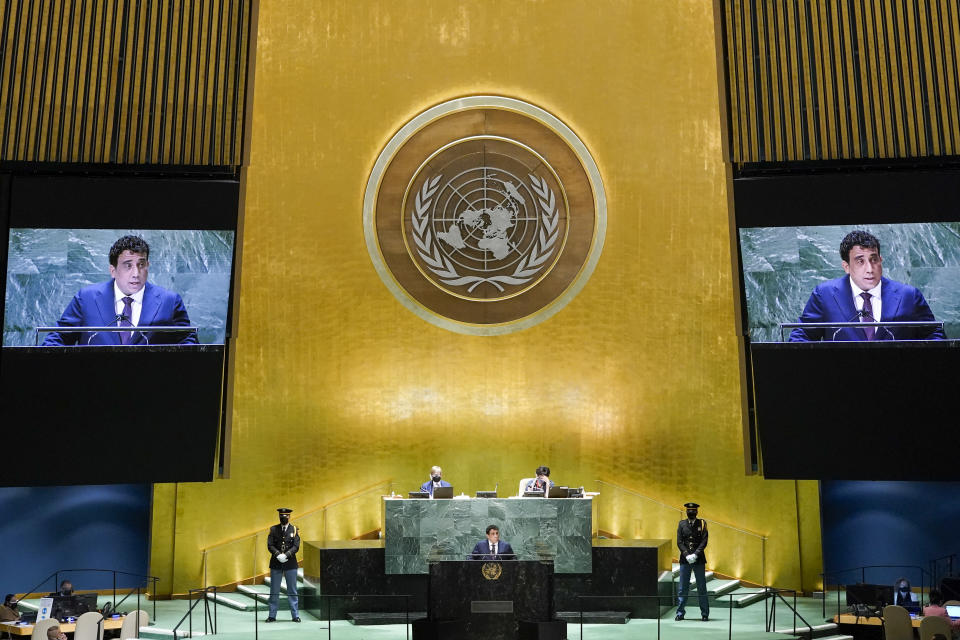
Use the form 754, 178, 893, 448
481, 562, 503, 580
410, 172, 560, 295
363, 96, 606, 335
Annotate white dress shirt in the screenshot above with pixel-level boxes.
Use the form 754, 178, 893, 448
114, 282, 145, 326
849, 278, 882, 322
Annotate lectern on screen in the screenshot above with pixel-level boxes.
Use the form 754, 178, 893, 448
732, 170, 960, 479
0, 173, 240, 485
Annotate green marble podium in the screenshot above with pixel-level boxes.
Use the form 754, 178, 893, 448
383, 497, 592, 575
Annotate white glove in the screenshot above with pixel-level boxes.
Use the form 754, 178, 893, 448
276, 553, 288, 563
686, 554, 697, 564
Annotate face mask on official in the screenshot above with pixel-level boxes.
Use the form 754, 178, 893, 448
686, 509, 697, 519
432, 475, 441, 483
279, 514, 289, 525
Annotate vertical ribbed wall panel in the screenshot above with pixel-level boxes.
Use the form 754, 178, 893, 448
0, 0, 251, 166
723, 0, 960, 164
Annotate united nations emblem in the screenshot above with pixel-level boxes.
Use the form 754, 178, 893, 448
481, 562, 503, 580
364, 96, 606, 335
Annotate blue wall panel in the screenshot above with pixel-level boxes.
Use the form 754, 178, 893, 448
821, 480, 960, 589
0, 485, 151, 598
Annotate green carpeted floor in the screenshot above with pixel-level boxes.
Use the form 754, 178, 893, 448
15, 591, 847, 639
125, 593, 844, 639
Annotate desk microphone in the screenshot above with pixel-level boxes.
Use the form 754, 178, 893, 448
857, 309, 896, 341
831, 310, 865, 341
87, 314, 130, 344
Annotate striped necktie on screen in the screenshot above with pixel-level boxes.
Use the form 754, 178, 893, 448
120, 296, 134, 344
860, 292, 876, 341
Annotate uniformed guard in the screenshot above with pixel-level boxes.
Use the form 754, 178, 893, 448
266, 507, 301, 623
675, 501, 709, 621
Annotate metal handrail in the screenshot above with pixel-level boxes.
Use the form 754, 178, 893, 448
765, 587, 814, 640
201, 480, 394, 553
594, 479, 767, 584
201, 479, 395, 589
930, 553, 957, 586
820, 564, 930, 618
171, 586, 217, 638
594, 480, 768, 540
19, 568, 159, 621
317, 594, 408, 640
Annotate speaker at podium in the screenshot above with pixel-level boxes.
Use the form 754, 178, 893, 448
412, 560, 565, 640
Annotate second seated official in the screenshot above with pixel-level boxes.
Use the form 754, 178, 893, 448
524, 466, 555, 494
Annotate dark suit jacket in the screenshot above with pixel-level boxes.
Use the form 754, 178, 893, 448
789, 276, 945, 342
470, 539, 515, 560
267, 523, 301, 570
420, 479, 452, 495
42, 280, 197, 345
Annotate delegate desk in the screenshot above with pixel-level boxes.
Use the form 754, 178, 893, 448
0, 617, 126, 636
383, 497, 593, 575
832, 613, 923, 640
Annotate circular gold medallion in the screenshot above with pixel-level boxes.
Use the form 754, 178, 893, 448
364, 96, 606, 335
481, 562, 503, 580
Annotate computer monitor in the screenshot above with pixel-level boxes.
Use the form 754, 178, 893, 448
546, 485, 570, 498
50, 593, 98, 620
432, 486, 453, 499
845, 583, 894, 614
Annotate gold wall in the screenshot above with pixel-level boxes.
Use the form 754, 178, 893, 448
150, 0, 823, 595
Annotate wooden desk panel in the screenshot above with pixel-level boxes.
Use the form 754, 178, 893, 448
0, 617, 125, 636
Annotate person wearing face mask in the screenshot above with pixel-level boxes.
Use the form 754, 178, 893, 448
266, 508, 301, 623
893, 577, 919, 613
675, 502, 709, 622
47, 580, 74, 597
419, 466, 452, 497
0, 594, 20, 622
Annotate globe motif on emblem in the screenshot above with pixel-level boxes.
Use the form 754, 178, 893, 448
363, 96, 606, 335
406, 140, 563, 300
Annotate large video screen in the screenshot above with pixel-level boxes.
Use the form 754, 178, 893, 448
739, 222, 960, 342
4, 228, 234, 346
0, 173, 239, 485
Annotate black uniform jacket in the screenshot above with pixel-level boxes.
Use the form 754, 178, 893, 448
677, 518, 708, 565
268, 523, 301, 570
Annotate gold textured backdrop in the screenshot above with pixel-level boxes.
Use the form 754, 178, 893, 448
150, 0, 822, 594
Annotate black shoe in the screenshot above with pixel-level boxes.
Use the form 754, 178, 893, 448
293, 617, 301, 623
702, 615, 709, 621
265, 617, 276, 623
675, 614, 684, 621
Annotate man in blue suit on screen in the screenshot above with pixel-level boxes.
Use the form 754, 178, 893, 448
43, 235, 197, 346
789, 230, 945, 342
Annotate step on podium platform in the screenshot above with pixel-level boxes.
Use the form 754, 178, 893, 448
348, 611, 427, 625
554, 611, 631, 624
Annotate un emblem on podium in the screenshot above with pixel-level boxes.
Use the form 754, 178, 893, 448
481, 562, 503, 580
364, 96, 606, 335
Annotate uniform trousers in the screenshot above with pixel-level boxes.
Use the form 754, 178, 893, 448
677, 561, 709, 618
